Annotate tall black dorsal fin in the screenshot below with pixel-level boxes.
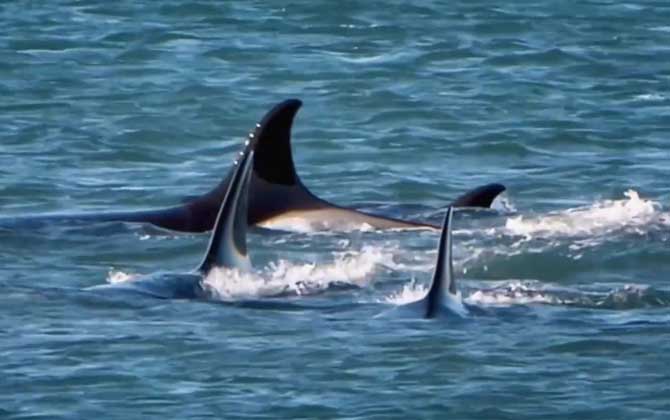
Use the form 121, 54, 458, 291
197, 148, 254, 273
196, 99, 303, 201
252, 99, 302, 186
424, 206, 456, 319
178, 99, 304, 231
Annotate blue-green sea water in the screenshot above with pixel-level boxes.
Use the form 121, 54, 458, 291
1, 1, 669, 418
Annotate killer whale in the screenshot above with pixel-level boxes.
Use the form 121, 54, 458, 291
88, 144, 255, 299
1, 99, 505, 232
421, 207, 466, 318
233, 99, 505, 231
403, 206, 468, 318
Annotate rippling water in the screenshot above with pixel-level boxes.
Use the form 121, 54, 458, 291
1, 1, 669, 418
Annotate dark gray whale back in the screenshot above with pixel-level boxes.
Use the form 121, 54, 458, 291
88, 145, 256, 299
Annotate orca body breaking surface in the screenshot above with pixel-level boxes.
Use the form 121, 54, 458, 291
2, 99, 505, 233
403, 207, 468, 318
421, 207, 466, 318
88, 144, 255, 299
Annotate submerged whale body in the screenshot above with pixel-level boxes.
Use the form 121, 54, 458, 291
1, 99, 505, 232
89, 144, 255, 299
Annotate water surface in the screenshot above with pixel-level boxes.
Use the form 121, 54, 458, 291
1, 1, 669, 418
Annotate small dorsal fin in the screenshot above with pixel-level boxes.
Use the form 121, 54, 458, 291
424, 206, 456, 319
196, 148, 254, 273
450, 183, 506, 208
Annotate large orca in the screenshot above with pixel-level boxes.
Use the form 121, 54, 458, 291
88, 145, 255, 299
227, 99, 505, 231
1, 99, 505, 232
403, 207, 468, 318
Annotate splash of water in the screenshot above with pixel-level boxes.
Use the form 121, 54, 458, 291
505, 190, 662, 239
491, 193, 517, 213
107, 245, 395, 300
465, 280, 563, 306
380, 279, 468, 316
107, 270, 138, 284
383, 279, 428, 305
204, 245, 394, 300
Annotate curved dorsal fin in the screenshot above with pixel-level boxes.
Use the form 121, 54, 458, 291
424, 206, 456, 319
178, 100, 506, 233
450, 183, 506, 208
252, 99, 302, 186
197, 149, 254, 273
187, 99, 304, 220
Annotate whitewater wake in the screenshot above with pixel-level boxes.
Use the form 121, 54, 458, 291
106, 245, 397, 300
504, 190, 666, 240
383, 279, 670, 310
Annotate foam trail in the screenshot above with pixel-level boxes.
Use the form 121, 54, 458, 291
491, 193, 517, 214
465, 280, 564, 306
106, 246, 395, 300
505, 190, 663, 239
465, 281, 670, 309
383, 279, 428, 305
381, 279, 467, 314
107, 270, 138, 284
203, 246, 392, 300
382, 279, 670, 310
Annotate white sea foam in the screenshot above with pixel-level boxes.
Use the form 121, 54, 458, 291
381, 279, 468, 316
107, 270, 138, 284
381, 279, 667, 310
465, 281, 665, 309
391, 281, 529, 307
107, 245, 395, 300
384, 279, 545, 307
464, 280, 561, 306
204, 245, 393, 300
633, 93, 665, 102
504, 190, 662, 239
383, 279, 428, 305
491, 193, 517, 213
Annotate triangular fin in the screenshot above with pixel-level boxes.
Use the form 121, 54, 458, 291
252, 99, 302, 186
450, 183, 506, 208
424, 206, 456, 319
203, 98, 303, 196
196, 149, 254, 273
183, 99, 307, 228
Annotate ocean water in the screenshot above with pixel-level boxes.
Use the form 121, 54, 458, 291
1, 0, 669, 418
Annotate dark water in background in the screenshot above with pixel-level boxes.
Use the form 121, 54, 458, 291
1, 1, 670, 418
